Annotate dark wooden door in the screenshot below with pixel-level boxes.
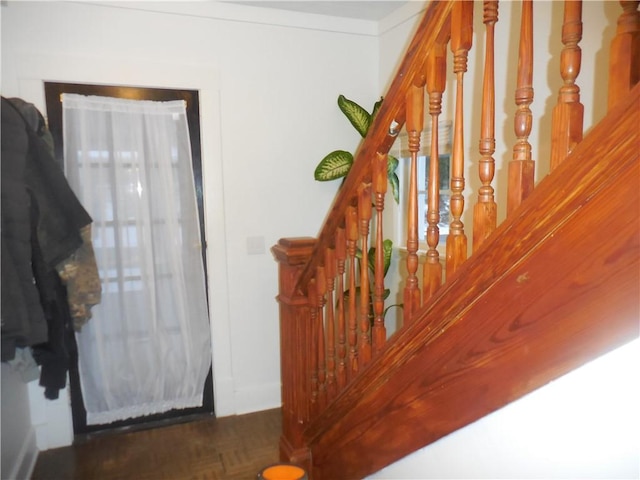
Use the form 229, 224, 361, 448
44, 82, 214, 437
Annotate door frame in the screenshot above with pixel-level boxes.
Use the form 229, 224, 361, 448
44, 82, 214, 437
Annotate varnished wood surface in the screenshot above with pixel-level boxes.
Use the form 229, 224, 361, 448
273, 1, 637, 478
271, 239, 314, 468
507, 0, 535, 215
472, 0, 499, 250
305, 85, 640, 480
403, 84, 424, 322
607, 0, 640, 109
549, 0, 584, 171
446, 0, 473, 276
31, 409, 281, 480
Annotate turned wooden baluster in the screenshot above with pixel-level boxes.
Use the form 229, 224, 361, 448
323, 247, 337, 399
308, 278, 319, 416
446, 0, 473, 276
473, 0, 498, 251
334, 227, 347, 389
315, 266, 328, 411
423, 39, 448, 301
608, 0, 640, 110
550, 0, 583, 172
346, 205, 359, 378
372, 152, 388, 354
507, 0, 535, 216
403, 83, 425, 322
357, 183, 373, 366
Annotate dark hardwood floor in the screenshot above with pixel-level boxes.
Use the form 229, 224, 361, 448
31, 408, 282, 480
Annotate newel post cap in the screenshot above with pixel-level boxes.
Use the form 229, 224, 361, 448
271, 237, 317, 266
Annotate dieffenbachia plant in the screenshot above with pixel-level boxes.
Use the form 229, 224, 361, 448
313, 95, 400, 203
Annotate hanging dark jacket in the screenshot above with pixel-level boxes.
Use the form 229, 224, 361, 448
1, 98, 92, 399
1, 97, 50, 360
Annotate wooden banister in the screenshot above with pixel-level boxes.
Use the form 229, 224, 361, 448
274, 2, 638, 477
357, 183, 372, 366
323, 247, 337, 400
550, 0, 584, 171
446, 0, 473, 277
305, 84, 640, 480
372, 152, 388, 353
315, 267, 327, 412
473, 0, 498, 250
295, 0, 454, 293
345, 205, 359, 378
608, 0, 640, 109
423, 38, 448, 302
507, 0, 535, 216
402, 84, 424, 322
334, 227, 347, 390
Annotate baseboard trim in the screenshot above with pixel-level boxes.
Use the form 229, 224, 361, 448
212, 375, 236, 417
233, 382, 281, 415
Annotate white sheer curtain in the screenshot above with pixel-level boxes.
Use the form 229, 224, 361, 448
62, 94, 211, 425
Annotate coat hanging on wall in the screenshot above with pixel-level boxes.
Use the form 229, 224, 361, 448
1, 96, 101, 399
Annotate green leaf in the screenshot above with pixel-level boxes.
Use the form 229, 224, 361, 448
387, 154, 399, 176
338, 95, 371, 138
382, 239, 393, 276
387, 155, 400, 204
367, 239, 393, 277
389, 173, 400, 204
314, 150, 353, 181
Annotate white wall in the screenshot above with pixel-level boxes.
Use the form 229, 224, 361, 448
368, 338, 640, 479
1, 0, 381, 448
1, 364, 39, 480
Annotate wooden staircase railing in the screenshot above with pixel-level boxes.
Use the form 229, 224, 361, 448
273, 1, 640, 478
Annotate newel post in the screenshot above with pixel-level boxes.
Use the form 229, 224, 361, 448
271, 237, 316, 469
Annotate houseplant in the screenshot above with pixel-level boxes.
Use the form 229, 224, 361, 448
314, 95, 400, 203
314, 94, 402, 322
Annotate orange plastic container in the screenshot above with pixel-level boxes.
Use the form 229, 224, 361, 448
257, 463, 308, 480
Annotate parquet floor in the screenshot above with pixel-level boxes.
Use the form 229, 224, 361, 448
31, 408, 281, 480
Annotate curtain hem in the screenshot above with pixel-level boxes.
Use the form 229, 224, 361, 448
86, 395, 205, 425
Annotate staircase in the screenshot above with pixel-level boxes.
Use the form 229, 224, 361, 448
272, 1, 640, 478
